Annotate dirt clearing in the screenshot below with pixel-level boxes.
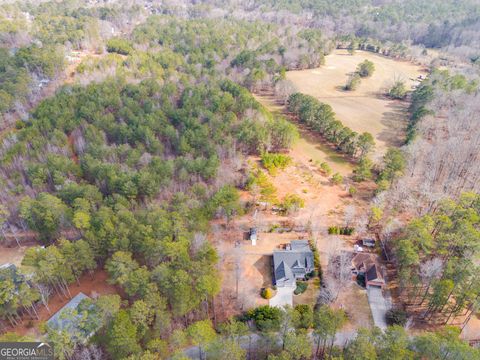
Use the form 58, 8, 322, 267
5, 270, 118, 339
287, 49, 426, 160
0, 246, 29, 267
213, 151, 376, 327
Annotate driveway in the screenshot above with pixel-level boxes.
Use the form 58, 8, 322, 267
269, 286, 294, 307
367, 286, 388, 329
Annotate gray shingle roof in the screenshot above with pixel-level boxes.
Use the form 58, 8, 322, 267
273, 241, 314, 287
47, 293, 91, 339
0, 263, 24, 288
366, 264, 384, 283
290, 240, 310, 250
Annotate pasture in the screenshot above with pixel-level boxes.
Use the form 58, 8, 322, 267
287, 49, 426, 159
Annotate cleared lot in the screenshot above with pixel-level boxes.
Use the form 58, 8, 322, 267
287, 49, 426, 159
0, 246, 28, 267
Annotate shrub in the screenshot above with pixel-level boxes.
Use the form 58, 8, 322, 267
281, 194, 305, 213
328, 226, 340, 235
317, 161, 332, 176
348, 186, 357, 196
328, 226, 354, 235
331, 173, 343, 185
388, 81, 407, 99
261, 287, 274, 299
246, 305, 282, 332
261, 153, 291, 175
294, 281, 308, 295
386, 309, 408, 326
106, 38, 133, 55
344, 73, 361, 91
308, 238, 322, 281
357, 59, 375, 77
269, 224, 280, 232
375, 179, 390, 194
15, 120, 25, 129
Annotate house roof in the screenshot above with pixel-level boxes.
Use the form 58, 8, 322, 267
290, 240, 310, 250
352, 253, 384, 284
352, 253, 376, 270
0, 263, 24, 287
275, 260, 294, 284
273, 241, 314, 286
365, 263, 384, 283
47, 293, 92, 338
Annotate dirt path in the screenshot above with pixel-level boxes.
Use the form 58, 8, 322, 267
286, 49, 427, 160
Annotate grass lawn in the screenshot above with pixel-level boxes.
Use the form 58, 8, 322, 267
293, 277, 321, 306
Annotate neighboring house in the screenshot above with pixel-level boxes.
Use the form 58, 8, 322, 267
352, 253, 385, 289
273, 240, 314, 287
0, 263, 24, 289
47, 292, 95, 341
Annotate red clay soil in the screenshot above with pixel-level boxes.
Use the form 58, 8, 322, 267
4, 270, 118, 339
67, 133, 79, 164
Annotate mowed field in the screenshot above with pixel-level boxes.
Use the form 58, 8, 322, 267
287, 49, 427, 159
254, 94, 353, 175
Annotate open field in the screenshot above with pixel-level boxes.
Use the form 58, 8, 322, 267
254, 94, 353, 175
287, 49, 427, 160
0, 246, 30, 267
334, 283, 373, 330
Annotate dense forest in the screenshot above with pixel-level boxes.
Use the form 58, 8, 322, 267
0, 0, 479, 359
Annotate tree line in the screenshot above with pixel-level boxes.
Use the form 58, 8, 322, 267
0, 67, 297, 358
391, 193, 480, 330
287, 93, 375, 158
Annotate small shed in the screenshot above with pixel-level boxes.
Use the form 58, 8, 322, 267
362, 238, 376, 248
